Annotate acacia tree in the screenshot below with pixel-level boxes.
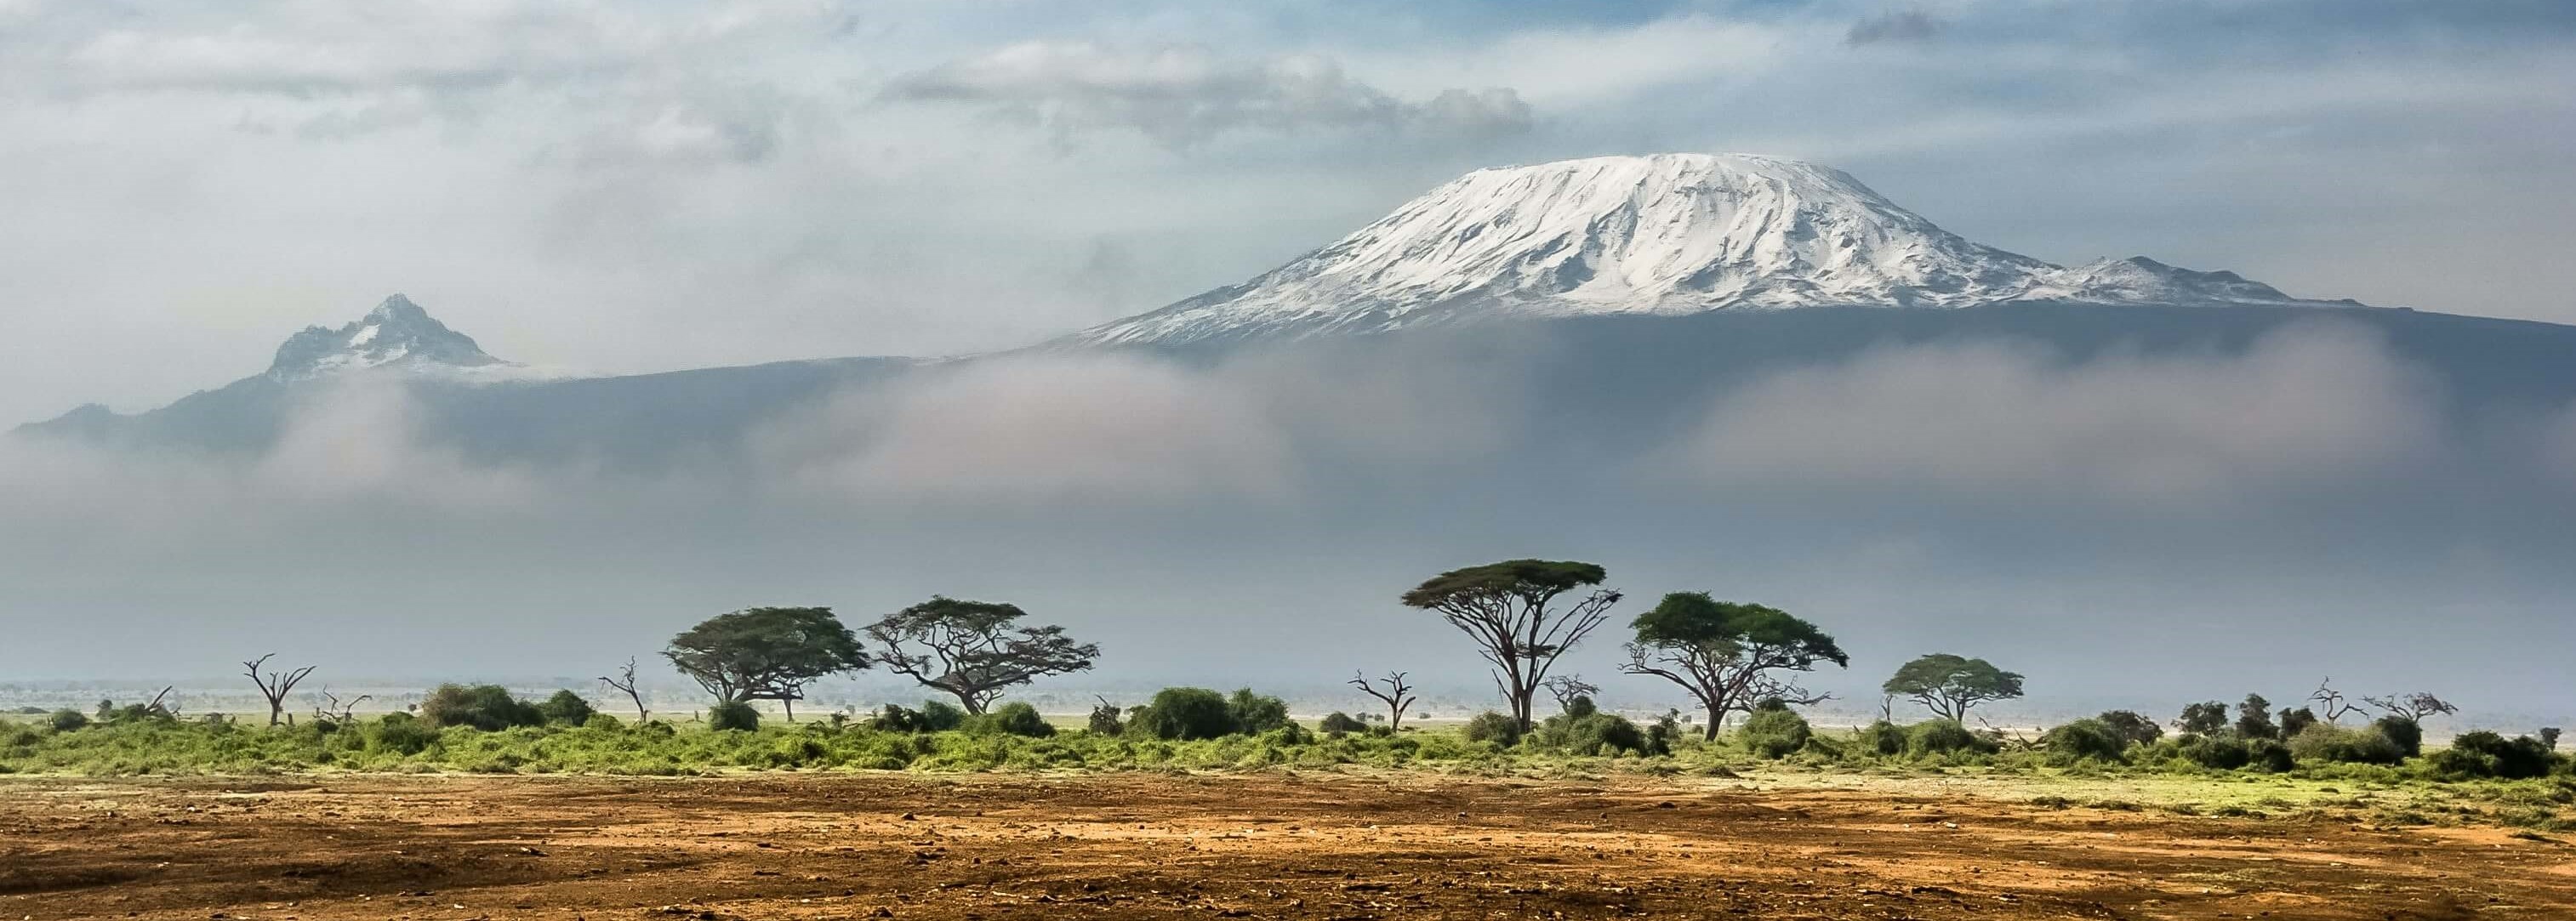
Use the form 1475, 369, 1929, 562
242, 653, 316, 727
863, 597, 1099, 715
1883, 653, 2024, 723
664, 607, 869, 721
1619, 593, 1849, 740
1349, 670, 1417, 731
1399, 559, 1621, 731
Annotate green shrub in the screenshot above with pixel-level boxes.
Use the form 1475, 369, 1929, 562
582, 713, 625, 731
2288, 724, 2404, 765
368, 713, 441, 754
2374, 716, 2424, 759
1534, 711, 1652, 757
46, 709, 89, 732
1462, 711, 1523, 747
1906, 720, 1993, 757
1087, 699, 1125, 736
2431, 731, 2556, 780
708, 701, 761, 732
2043, 718, 2129, 763
2096, 710, 2163, 748
539, 690, 596, 725
1738, 706, 1813, 759
1318, 712, 1369, 736
2248, 738, 2294, 773
419, 685, 545, 731
2178, 735, 2250, 770
1226, 689, 1292, 735
968, 702, 1056, 738
1857, 720, 1906, 756
1131, 688, 1236, 741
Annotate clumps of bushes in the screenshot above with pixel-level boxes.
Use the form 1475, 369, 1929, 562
1318, 712, 1370, 736
707, 701, 761, 732
2169, 734, 2292, 772
2288, 723, 2406, 765
1087, 699, 1125, 736
1736, 702, 1812, 759
2041, 718, 2129, 763
1857, 720, 1906, 756
2095, 710, 2163, 748
368, 712, 441, 754
1126, 688, 1302, 741
870, 702, 966, 733
1528, 696, 1658, 757
1462, 711, 1523, 747
2431, 731, 2559, 780
2375, 716, 2425, 759
965, 702, 1055, 738
1906, 719, 1997, 757
538, 691, 596, 725
46, 709, 89, 732
419, 685, 545, 731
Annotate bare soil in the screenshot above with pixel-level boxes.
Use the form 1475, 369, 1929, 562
2, 772, 2568, 919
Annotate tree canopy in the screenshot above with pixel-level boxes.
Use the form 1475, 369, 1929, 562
664, 606, 869, 717
1400, 559, 1621, 731
864, 596, 1099, 714
1882, 653, 2024, 723
1621, 593, 1848, 739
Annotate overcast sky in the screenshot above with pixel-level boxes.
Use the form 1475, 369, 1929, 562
3, 0, 2575, 425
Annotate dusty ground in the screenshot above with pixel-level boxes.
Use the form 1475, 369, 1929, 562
2, 771, 2569, 920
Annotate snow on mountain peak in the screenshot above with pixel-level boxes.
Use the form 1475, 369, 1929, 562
1072, 153, 2343, 345
265, 294, 509, 382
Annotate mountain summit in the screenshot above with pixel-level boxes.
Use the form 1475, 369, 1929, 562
1073, 153, 2345, 345
265, 294, 506, 381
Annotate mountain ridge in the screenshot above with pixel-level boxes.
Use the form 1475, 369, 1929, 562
1070, 153, 2354, 346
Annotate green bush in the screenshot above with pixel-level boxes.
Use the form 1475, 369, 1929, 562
1131, 688, 1236, 741
2288, 724, 2404, 765
1318, 712, 1369, 736
2177, 734, 2249, 770
2431, 731, 2556, 780
1906, 720, 1993, 757
2042, 718, 2129, 762
46, 709, 89, 732
1087, 699, 1125, 736
1857, 720, 1906, 756
2374, 716, 2425, 759
368, 712, 441, 754
419, 685, 545, 731
968, 702, 1056, 738
1738, 706, 1814, 759
708, 701, 761, 732
1462, 711, 1523, 747
539, 690, 596, 725
2248, 738, 2294, 773
1226, 689, 1292, 735
1533, 711, 1653, 757
583, 713, 625, 731
2095, 710, 2163, 748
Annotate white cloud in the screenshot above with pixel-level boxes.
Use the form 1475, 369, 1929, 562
1660, 322, 2443, 504
885, 41, 1532, 147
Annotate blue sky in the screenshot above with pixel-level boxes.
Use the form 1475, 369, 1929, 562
3, 0, 2573, 421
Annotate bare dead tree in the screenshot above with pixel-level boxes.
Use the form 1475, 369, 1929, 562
311, 688, 371, 723
1349, 670, 1419, 731
2362, 691, 2458, 724
2309, 677, 2366, 724
242, 654, 316, 727
1539, 674, 1600, 713
600, 657, 649, 722
143, 685, 179, 719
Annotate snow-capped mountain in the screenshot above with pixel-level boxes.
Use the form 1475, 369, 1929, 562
265, 293, 511, 381
1072, 154, 2345, 346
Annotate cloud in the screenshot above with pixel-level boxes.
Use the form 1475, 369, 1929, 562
758, 355, 1297, 506
1660, 322, 2442, 504
1846, 9, 1944, 46
885, 41, 1533, 147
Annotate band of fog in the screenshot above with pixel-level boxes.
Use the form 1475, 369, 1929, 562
1658, 322, 2445, 503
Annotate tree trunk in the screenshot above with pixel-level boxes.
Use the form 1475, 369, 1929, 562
268, 701, 283, 727
1702, 707, 1724, 742
783, 698, 795, 722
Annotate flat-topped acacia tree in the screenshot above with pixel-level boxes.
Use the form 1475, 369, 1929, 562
865, 597, 1100, 715
1884, 653, 2024, 724
1621, 593, 1848, 739
664, 606, 869, 721
1400, 559, 1621, 731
